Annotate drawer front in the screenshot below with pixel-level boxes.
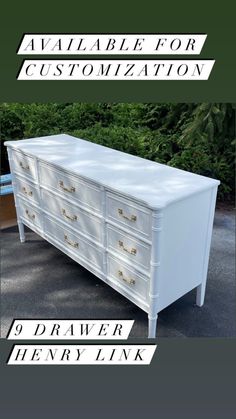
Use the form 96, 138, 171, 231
18, 199, 42, 230
41, 189, 102, 242
106, 193, 151, 238
107, 224, 151, 271
15, 176, 40, 205
107, 255, 148, 301
44, 216, 103, 270
12, 150, 37, 180
39, 162, 102, 213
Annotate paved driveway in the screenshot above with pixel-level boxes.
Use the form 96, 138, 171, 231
1, 209, 235, 338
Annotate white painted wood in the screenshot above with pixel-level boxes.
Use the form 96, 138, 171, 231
7, 148, 26, 243
100, 185, 108, 279
5, 134, 219, 209
106, 192, 152, 239
196, 187, 218, 307
148, 315, 158, 339
104, 218, 152, 245
5, 134, 220, 338
43, 229, 150, 314
156, 189, 218, 313
148, 212, 163, 338
11, 149, 37, 180
43, 228, 105, 279
41, 188, 102, 243
44, 216, 103, 270
107, 254, 149, 302
107, 224, 151, 271
18, 198, 43, 230
18, 222, 26, 243
39, 160, 102, 213
15, 175, 40, 205
196, 284, 205, 307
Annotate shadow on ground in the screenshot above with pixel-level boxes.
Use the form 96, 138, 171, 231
1, 209, 235, 338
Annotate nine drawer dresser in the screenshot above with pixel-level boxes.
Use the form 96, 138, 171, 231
5, 134, 220, 338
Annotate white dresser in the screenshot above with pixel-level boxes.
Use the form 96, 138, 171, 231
5, 134, 220, 338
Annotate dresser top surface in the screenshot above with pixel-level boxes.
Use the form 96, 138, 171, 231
5, 134, 219, 208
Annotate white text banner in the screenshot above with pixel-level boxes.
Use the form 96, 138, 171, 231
18, 59, 215, 80
7, 319, 134, 340
17, 34, 207, 55
8, 345, 157, 365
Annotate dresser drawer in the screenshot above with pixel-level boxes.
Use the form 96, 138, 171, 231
107, 224, 151, 271
41, 189, 102, 242
107, 255, 149, 302
19, 199, 42, 230
39, 162, 102, 213
12, 150, 37, 180
44, 216, 103, 270
15, 176, 40, 205
106, 193, 151, 238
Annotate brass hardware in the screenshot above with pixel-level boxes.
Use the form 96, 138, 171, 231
22, 187, 33, 197
62, 208, 77, 221
118, 240, 137, 255
59, 181, 75, 193
118, 270, 135, 285
118, 208, 137, 222
19, 161, 30, 171
25, 209, 35, 220
64, 234, 79, 248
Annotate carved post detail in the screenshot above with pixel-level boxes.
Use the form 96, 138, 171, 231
148, 210, 164, 338
100, 185, 107, 280
7, 147, 25, 242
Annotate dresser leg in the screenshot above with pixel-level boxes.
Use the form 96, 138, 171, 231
148, 314, 158, 338
196, 283, 206, 307
18, 221, 25, 243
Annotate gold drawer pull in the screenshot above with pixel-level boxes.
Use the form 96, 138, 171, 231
25, 209, 35, 220
118, 240, 137, 255
59, 181, 75, 193
118, 270, 135, 285
64, 234, 79, 248
118, 208, 137, 222
19, 161, 30, 171
62, 208, 77, 221
22, 187, 33, 197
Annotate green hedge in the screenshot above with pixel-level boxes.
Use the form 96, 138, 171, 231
0, 103, 235, 202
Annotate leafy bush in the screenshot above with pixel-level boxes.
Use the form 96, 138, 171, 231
70, 124, 149, 157
0, 102, 235, 202
0, 106, 25, 173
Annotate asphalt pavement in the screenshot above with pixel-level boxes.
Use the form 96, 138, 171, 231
1, 209, 235, 338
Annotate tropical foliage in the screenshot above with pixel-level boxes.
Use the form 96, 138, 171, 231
0, 103, 235, 201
